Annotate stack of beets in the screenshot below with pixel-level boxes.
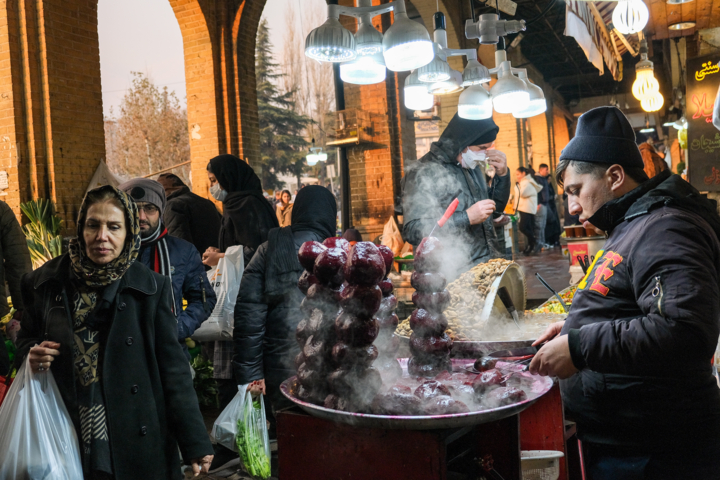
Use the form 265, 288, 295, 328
295, 238, 349, 404
324, 242, 386, 411
372, 245, 402, 382
408, 237, 453, 377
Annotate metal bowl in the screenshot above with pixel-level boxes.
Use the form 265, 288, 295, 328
279, 370, 553, 430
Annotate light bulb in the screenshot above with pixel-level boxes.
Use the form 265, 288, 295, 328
306, 155, 320, 166
612, 0, 649, 35
513, 74, 546, 118
458, 85, 493, 120
632, 68, 659, 101
404, 70, 434, 110
340, 51, 386, 85
382, 9, 434, 71
641, 92, 664, 112
429, 70, 464, 95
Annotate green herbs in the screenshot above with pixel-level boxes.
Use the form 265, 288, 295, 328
236, 396, 271, 479
191, 355, 219, 408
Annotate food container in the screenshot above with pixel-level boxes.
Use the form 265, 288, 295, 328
521, 450, 564, 480
572, 225, 585, 237
563, 226, 576, 238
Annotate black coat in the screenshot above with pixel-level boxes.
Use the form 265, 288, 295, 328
0, 199, 32, 317
232, 230, 320, 402
164, 186, 221, 256
561, 171, 720, 449
15, 255, 213, 480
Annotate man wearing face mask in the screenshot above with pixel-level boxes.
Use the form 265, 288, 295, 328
119, 178, 216, 359
402, 113, 509, 274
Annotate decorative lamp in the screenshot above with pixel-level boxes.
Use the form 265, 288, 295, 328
404, 70, 435, 110
458, 84, 493, 120
612, 0, 649, 35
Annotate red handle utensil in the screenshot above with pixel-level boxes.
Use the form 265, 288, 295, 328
428, 198, 459, 237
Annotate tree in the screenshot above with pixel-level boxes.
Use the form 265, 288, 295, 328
256, 19, 312, 190
104, 72, 190, 183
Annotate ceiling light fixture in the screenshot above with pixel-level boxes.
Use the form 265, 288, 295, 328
632, 39, 659, 101
458, 84, 493, 120
489, 49, 529, 114
668, 21, 696, 30
340, 50, 387, 84
464, 13, 526, 44
666, 0, 694, 4
641, 92, 664, 112
306, 143, 328, 166
404, 70, 435, 111
512, 71, 547, 118
429, 70, 464, 95
612, 0, 649, 35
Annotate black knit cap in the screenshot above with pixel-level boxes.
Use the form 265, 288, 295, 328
559, 106, 644, 169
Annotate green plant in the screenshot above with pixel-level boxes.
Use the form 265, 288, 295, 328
191, 355, 219, 408
20, 199, 63, 269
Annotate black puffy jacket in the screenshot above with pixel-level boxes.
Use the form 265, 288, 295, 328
0, 200, 31, 318
561, 170, 720, 449
232, 230, 320, 402
164, 186, 221, 256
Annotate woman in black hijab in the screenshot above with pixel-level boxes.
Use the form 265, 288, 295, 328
202, 154, 279, 267
232, 186, 337, 436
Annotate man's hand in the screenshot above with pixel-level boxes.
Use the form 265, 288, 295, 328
486, 149, 508, 177
247, 379, 266, 395
202, 247, 224, 267
28, 341, 60, 373
532, 321, 565, 346
190, 455, 213, 476
466, 200, 496, 225
528, 334, 578, 379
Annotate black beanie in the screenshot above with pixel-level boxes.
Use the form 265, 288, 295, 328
439, 113, 499, 158
559, 106, 644, 169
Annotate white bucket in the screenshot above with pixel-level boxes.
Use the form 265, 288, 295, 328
521, 450, 564, 480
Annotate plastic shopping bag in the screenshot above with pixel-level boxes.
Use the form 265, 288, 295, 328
0, 357, 82, 480
192, 245, 244, 342
210, 384, 250, 452
381, 216, 404, 256
237, 390, 271, 479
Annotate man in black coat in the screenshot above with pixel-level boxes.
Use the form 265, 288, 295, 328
158, 173, 221, 257
530, 107, 720, 478
402, 114, 510, 277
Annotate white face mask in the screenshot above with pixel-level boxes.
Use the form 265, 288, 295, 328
460, 149, 487, 169
210, 183, 227, 202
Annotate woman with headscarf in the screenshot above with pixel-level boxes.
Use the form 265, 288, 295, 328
275, 190, 293, 227
202, 154, 279, 268
232, 186, 337, 437
14, 185, 213, 479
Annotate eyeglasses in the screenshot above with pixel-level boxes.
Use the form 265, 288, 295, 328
136, 203, 159, 215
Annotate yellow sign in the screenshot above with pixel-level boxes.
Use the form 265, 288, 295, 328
695, 61, 720, 81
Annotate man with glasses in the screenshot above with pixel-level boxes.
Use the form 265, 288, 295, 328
119, 178, 216, 358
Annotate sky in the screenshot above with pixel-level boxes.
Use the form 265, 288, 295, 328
97, 0, 325, 118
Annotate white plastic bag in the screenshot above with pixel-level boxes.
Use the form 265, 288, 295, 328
0, 357, 82, 480
381, 216, 404, 256
237, 390, 271, 479
192, 245, 244, 342
211, 383, 250, 452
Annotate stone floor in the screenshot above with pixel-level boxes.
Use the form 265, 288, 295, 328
512, 247, 572, 306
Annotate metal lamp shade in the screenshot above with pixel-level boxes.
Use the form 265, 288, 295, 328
462, 59, 492, 86
305, 17, 357, 62
355, 19, 384, 55
491, 70, 529, 114
404, 70, 435, 110
383, 12, 434, 72
429, 69, 464, 95
458, 85, 493, 120
418, 44, 451, 82
340, 51, 387, 85
513, 77, 546, 118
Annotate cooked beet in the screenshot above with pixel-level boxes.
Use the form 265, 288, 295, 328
414, 237, 443, 273
412, 290, 451, 313
328, 366, 382, 401
409, 309, 448, 335
307, 283, 343, 304
376, 245, 395, 276
344, 242, 385, 286
409, 332, 453, 357
297, 362, 322, 388
376, 294, 398, 318
474, 357, 497, 372
375, 357, 403, 382
313, 247, 348, 286
413, 380, 452, 400
295, 318, 310, 346
371, 392, 422, 415
389, 384, 413, 394
407, 356, 452, 378
335, 312, 379, 346
298, 241, 326, 271
340, 284, 382, 317
379, 278, 394, 296
323, 237, 350, 251
410, 271, 448, 293
297, 384, 328, 405
472, 369, 505, 394
496, 386, 527, 405
331, 343, 378, 368
423, 396, 469, 415
376, 313, 399, 330
298, 270, 320, 295
294, 352, 305, 370
302, 335, 329, 370
299, 296, 319, 316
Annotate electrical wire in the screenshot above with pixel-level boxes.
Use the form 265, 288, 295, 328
525, 0, 557, 26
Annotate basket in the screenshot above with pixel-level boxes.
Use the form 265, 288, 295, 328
521, 450, 564, 480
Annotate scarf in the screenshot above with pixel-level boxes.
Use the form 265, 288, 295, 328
140, 222, 176, 315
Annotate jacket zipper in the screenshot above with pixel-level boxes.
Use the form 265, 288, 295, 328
652, 275, 664, 316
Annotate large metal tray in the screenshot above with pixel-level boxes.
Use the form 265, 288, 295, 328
280, 367, 553, 430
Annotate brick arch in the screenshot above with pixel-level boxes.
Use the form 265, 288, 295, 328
168, 0, 266, 198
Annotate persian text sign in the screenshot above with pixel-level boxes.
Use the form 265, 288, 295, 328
687, 54, 720, 191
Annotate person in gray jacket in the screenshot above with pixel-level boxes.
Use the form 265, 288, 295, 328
402, 113, 510, 276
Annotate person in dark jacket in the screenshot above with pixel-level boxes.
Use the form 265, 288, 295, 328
0, 200, 31, 375
402, 113, 510, 277
119, 178, 216, 359
537, 164, 562, 246
202, 154, 279, 412
529, 107, 720, 479
233, 185, 337, 436
15, 185, 213, 479
157, 173, 221, 258
533, 167, 550, 251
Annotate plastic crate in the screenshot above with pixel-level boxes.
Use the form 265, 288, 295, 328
521, 450, 564, 480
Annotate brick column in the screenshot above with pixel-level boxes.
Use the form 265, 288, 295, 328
0, 0, 105, 230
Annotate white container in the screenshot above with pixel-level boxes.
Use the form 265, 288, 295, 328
521, 450, 564, 480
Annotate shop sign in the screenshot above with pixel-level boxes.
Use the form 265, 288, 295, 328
687, 54, 720, 191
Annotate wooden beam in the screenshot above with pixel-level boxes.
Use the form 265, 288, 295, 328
614, 29, 638, 56
649, 0, 669, 40
609, 30, 622, 61
588, 2, 622, 61
695, 0, 714, 30
680, 0, 698, 38
666, 1, 683, 38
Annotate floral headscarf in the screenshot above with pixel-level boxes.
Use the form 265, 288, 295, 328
68, 185, 141, 288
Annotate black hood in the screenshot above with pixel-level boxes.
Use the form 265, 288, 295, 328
589, 170, 720, 240
427, 113, 499, 163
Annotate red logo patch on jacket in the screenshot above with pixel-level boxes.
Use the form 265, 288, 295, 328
589, 251, 624, 296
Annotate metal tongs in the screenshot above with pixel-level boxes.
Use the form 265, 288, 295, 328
535, 273, 569, 313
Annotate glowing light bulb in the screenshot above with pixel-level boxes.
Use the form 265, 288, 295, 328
612, 0, 649, 35
632, 68, 659, 101
641, 92, 664, 112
